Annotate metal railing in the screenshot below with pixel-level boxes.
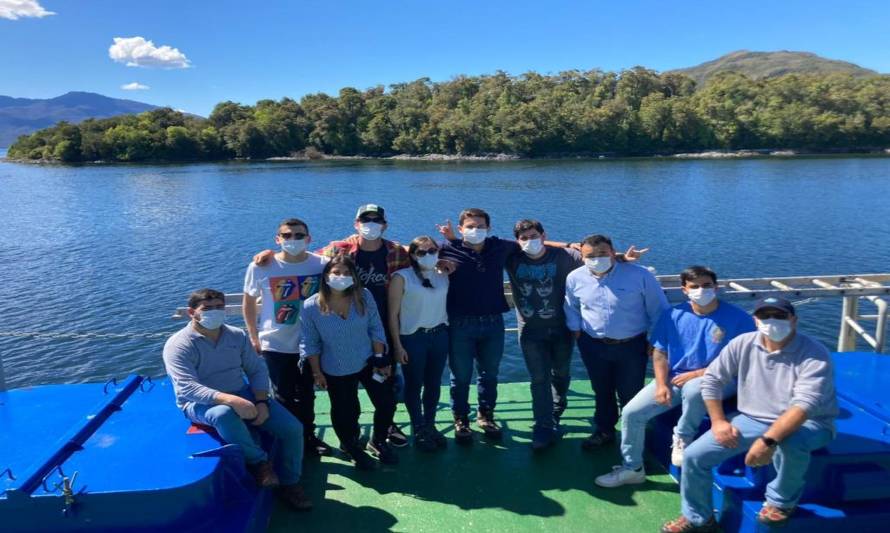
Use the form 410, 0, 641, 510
171, 272, 890, 354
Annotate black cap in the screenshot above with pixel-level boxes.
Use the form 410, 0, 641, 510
355, 204, 385, 220
753, 296, 795, 316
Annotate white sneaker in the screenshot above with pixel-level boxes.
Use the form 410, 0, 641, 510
595, 465, 646, 488
671, 433, 686, 467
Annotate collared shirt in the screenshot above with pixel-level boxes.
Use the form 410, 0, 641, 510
564, 261, 670, 340
701, 331, 838, 432
650, 300, 756, 376
439, 236, 521, 317
299, 288, 388, 377
162, 323, 270, 411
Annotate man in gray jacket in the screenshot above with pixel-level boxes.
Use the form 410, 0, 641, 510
163, 288, 312, 511
662, 297, 837, 532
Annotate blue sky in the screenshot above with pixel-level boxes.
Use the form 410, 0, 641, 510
2, 0, 888, 116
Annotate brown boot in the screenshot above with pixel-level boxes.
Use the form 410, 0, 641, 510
278, 484, 313, 511
454, 414, 473, 445
476, 408, 503, 440
246, 460, 279, 488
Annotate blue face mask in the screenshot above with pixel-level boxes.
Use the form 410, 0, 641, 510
198, 309, 225, 330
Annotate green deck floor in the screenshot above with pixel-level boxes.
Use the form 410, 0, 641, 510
269, 381, 680, 532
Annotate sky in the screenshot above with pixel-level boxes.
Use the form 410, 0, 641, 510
1, 0, 889, 116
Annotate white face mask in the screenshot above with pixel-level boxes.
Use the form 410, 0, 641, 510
758, 318, 793, 342
520, 238, 544, 256
416, 253, 438, 270
585, 256, 612, 274
462, 227, 487, 245
359, 222, 383, 240
327, 274, 354, 291
687, 287, 717, 307
197, 309, 225, 330
280, 238, 307, 256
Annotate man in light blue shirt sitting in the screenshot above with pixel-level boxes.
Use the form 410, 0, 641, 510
595, 266, 755, 487
162, 288, 312, 511
564, 234, 670, 448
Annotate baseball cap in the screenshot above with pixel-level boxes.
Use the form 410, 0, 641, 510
355, 204, 385, 220
753, 296, 795, 316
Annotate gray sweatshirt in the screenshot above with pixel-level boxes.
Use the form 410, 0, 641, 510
701, 331, 838, 432
162, 322, 270, 410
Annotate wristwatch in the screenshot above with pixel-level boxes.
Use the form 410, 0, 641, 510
759, 436, 778, 448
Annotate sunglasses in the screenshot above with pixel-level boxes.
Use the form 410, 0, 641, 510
414, 248, 439, 257
756, 310, 791, 320
359, 216, 385, 223
279, 232, 308, 240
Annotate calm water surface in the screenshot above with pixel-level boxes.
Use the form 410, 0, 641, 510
2, 155, 889, 388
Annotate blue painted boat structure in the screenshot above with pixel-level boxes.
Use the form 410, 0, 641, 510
2, 353, 889, 532
648, 352, 890, 532
0, 375, 274, 532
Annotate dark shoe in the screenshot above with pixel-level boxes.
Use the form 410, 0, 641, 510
531, 426, 556, 452
367, 439, 400, 465
476, 408, 503, 440
428, 426, 447, 449
246, 460, 280, 488
413, 427, 438, 453
454, 415, 473, 445
278, 483, 313, 511
342, 445, 377, 470
305, 434, 333, 457
387, 424, 409, 448
757, 504, 795, 526
661, 516, 717, 533
581, 431, 615, 450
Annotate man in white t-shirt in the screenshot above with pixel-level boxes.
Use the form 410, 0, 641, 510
243, 218, 332, 457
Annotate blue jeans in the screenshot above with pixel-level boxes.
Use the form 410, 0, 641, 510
620, 377, 735, 469
449, 314, 505, 416
400, 326, 449, 431
187, 388, 304, 485
577, 332, 648, 435
681, 413, 832, 525
519, 326, 573, 431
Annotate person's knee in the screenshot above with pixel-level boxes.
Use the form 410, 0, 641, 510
204, 405, 239, 425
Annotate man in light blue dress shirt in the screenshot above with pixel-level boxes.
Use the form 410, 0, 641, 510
564, 234, 670, 448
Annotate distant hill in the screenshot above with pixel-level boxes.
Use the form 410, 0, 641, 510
0, 92, 158, 147
670, 50, 880, 86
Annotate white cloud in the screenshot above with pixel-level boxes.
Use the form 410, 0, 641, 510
121, 82, 150, 91
109, 36, 191, 69
0, 0, 55, 20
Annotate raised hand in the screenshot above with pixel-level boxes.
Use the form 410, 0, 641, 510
436, 219, 456, 241
623, 245, 650, 262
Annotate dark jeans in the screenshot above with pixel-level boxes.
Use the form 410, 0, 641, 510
264, 351, 317, 437
448, 314, 505, 417
400, 326, 449, 431
325, 364, 396, 447
519, 326, 573, 431
577, 332, 648, 436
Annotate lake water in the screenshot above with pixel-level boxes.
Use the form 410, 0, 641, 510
2, 154, 890, 389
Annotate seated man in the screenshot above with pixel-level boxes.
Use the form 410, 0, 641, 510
662, 297, 837, 532
595, 266, 755, 487
163, 288, 312, 511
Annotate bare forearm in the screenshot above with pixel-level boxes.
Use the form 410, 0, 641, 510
306, 355, 322, 375
764, 406, 808, 442
242, 296, 259, 337
372, 341, 385, 354
705, 399, 728, 423
652, 349, 670, 387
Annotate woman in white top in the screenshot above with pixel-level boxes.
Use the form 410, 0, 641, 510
387, 235, 450, 452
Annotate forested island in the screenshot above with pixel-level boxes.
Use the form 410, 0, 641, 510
7, 68, 890, 163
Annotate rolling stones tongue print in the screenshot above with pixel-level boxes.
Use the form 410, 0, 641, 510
270, 274, 321, 324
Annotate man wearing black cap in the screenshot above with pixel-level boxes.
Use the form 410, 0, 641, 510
662, 297, 838, 532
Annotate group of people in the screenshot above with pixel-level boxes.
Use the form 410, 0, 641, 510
162, 204, 838, 532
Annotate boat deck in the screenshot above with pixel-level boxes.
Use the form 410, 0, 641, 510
270, 380, 679, 532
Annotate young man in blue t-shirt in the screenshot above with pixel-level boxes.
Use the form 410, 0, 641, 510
595, 265, 755, 488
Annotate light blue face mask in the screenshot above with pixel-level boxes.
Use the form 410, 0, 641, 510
584, 256, 612, 274
198, 309, 225, 330
757, 318, 792, 342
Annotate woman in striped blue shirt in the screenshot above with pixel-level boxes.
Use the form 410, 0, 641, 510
300, 255, 398, 469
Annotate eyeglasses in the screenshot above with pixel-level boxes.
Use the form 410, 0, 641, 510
359, 216, 384, 223
756, 310, 791, 320
279, 232, 307, 240
415, 248, 439, 257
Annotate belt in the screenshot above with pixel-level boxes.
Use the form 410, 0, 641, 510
454, 314, 502, 323
415, 323, 447, 334
591, 332, 647, 345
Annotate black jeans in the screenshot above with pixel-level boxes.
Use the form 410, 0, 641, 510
263, 351, 317, 437
576, 333, 648, 435
325, 364, 396, 448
